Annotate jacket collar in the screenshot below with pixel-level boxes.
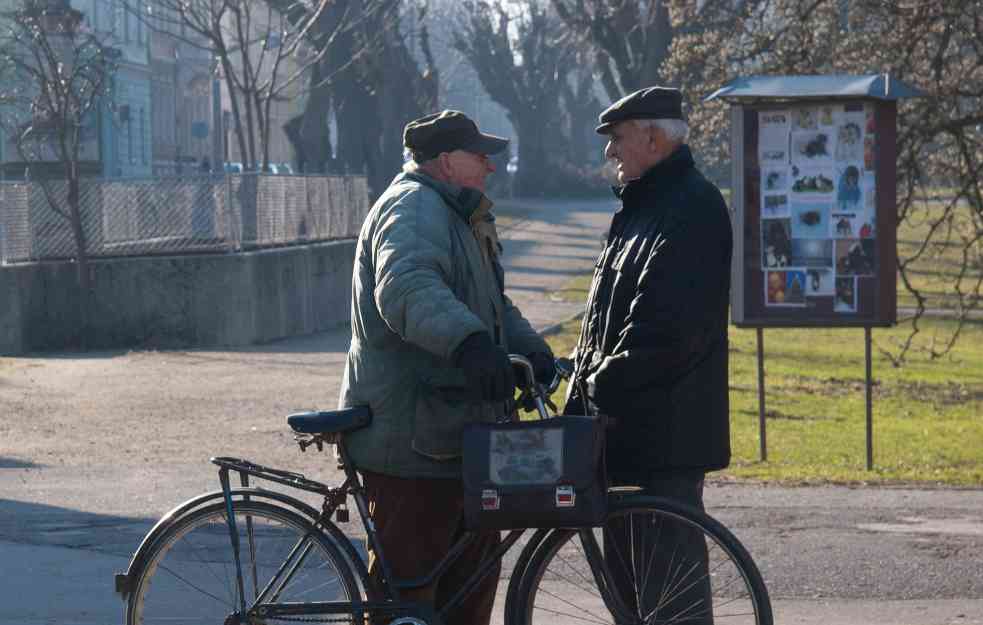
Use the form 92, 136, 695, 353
613, 144, 695, 205
397, 171, 485, 223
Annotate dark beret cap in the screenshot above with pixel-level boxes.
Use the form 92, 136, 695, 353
404, 110, 509, 161
596, 86, 684, 134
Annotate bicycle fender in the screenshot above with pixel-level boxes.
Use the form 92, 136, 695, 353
114, 488, 321, 599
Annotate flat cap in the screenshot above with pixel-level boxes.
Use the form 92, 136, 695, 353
596, 86, 684, 134
404, 110, 509, 161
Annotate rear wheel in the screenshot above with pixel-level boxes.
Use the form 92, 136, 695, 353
126, 500, 365, 625
512, 495, 772, 625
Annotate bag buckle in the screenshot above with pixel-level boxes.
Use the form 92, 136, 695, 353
555, 484, 576, 508
481, 489, 500, 511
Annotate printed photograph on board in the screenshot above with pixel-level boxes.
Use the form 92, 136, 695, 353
832, 210, 874, 239
784, 270, 807, 304
761, 148, 788, 164
835, 165, 863, 210
791, 202, 830, 239
864, 135, 875, 170
834, 276, 857, 313
762, 193, 790, 217
759, 110, 790, 154
791, 166, 835, 195
762, 167, 789, 193
791, 130, 835, 166
835, 119, 864, 161
762, 218, 792, 268
790, 238, 834, 268
819, 105, 835, 127
835, 239, 876, 276
806, 268, 835, 296
792, 108, 818, 130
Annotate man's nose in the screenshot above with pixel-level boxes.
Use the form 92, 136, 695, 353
486, 159, 496, 173
604, 141, 615, 159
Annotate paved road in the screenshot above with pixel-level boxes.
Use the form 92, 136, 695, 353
1, 197, 982, 624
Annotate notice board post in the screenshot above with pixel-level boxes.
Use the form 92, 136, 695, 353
706, 75, 923, 469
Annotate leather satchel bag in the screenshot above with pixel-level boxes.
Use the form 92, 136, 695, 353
462, 414, 608, 530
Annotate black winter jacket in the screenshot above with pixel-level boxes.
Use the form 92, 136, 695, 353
565, 145, 732, 477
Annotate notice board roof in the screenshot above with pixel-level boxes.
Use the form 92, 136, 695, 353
705, 74, 925, 103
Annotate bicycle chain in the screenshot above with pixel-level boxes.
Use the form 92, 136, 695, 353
254, 605, 408, 624
263, 616, 353, 623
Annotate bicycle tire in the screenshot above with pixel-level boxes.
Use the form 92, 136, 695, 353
126, 499, 367, 625
510, 494, 772, 625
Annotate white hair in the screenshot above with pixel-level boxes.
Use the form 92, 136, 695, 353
635, 118, 689, 144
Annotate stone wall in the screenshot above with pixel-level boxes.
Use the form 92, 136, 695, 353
0, 240, 355, 355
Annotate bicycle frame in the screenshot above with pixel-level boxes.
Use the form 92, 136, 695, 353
131, 354, 637, 624
210, 441, 540, 624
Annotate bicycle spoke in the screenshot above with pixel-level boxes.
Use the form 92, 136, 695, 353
532, 584, 613, 625
540, 561, 605, 599
548, 539, 603, 598
638, 511, 666, 604
179, 530, 236, 606
245, 513, 259, 601
157, 563, 233, 608
603, 520, 637, 600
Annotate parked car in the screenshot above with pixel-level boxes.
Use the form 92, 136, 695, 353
269, 163, 295, 175
224, 162, 244, 174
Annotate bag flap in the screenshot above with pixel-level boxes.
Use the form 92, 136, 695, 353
463, 416, 602, 492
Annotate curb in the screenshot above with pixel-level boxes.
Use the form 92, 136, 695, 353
539, 309, 585, 336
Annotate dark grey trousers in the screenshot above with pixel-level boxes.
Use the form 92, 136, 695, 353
604, 470, 714, 625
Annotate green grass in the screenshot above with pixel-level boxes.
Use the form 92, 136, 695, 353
895, 197, 981, 311
542, 275, 983, 486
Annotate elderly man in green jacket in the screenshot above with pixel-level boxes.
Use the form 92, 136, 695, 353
339, 110, 553, 625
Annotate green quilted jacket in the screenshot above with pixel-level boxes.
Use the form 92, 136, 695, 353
339, 172, 548, 478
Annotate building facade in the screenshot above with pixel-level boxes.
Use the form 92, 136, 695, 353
0, 0, 222, 178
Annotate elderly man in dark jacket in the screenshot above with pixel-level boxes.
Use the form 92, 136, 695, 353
565, 86, 732, 624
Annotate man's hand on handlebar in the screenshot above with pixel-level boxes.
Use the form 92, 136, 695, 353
511, 354, 572, 417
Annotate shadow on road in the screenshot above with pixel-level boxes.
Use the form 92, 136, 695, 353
0, 458, 40, 469
0, 498, 154, 558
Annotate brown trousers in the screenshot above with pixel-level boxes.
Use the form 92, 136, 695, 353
361, 471, 501, 625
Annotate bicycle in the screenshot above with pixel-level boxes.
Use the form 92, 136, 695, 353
115, 356, 772, 625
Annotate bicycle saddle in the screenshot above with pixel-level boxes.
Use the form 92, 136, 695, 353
287, 406, 372, 434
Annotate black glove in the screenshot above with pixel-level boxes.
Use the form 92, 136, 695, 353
454, 332, 516, 402
527, 351, 557, 387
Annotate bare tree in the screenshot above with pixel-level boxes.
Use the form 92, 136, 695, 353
133, 0, 343, 172
0, 0, 117, 332
549, 0, 672, 100
662, 0, 983, 363
273, 0, 439, 198
453, 0, 601, 196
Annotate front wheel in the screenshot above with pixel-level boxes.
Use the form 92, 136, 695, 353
511, 495, 772, 625
126, 500, 366, 625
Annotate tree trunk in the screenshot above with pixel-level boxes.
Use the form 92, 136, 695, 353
67, 175, 91, 348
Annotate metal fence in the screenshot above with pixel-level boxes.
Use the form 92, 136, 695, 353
0, 174, 370, 264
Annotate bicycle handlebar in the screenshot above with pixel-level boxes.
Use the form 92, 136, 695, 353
508, 354, 573, 421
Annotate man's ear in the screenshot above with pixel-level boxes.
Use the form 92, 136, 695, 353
647, 125, 663, 153
437, 152, 454, 179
